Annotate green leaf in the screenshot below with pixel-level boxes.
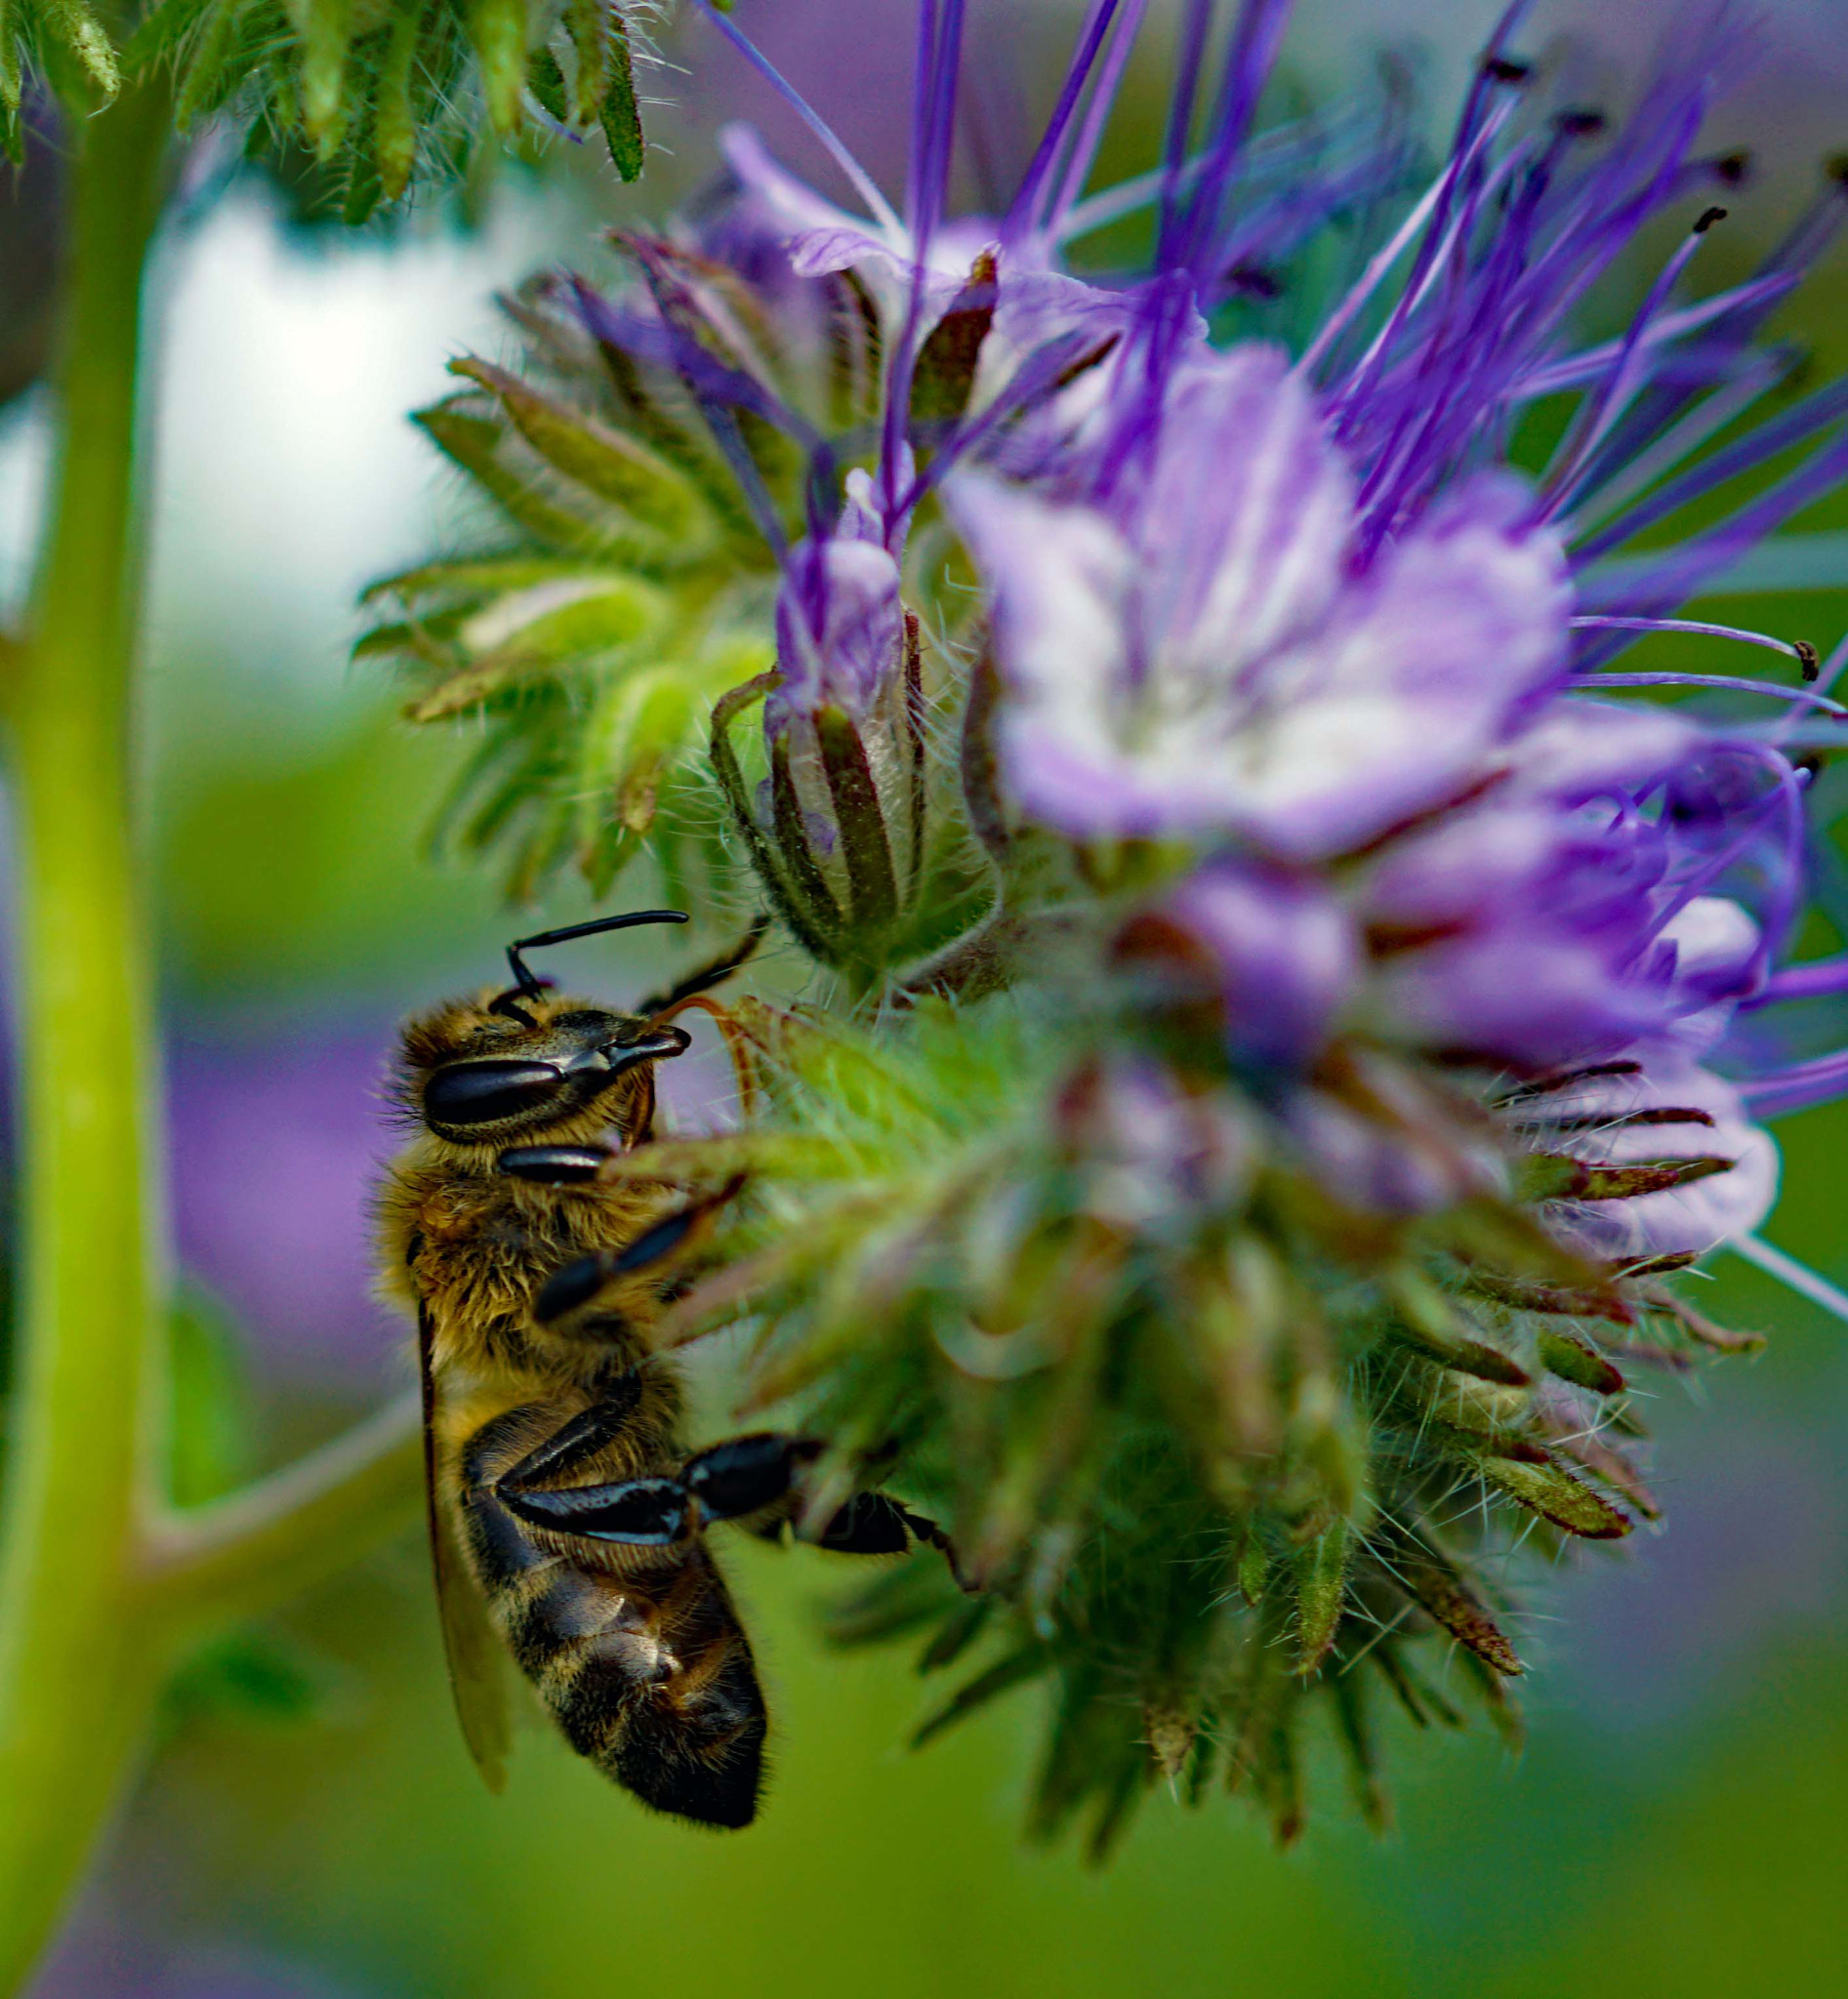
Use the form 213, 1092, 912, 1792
163, 1627, 338, 1732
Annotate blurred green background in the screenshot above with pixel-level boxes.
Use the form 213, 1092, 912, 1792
4, 2, 1847, 1994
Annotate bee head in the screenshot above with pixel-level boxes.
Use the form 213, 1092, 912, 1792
399, 911, 693, 1146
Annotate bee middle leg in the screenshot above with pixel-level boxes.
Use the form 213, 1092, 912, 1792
682, 1431, 968, 1578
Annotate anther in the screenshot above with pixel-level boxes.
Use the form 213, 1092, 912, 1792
1796, 639, 1821, 683
1710, 148, 1752, 186
1826, 154, 1848, 188
1555, 107, 1606, 139
1693, 206, 1727, 235
1483, 56, 1532, 84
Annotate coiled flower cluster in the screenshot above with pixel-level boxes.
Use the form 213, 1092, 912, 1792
368, 0, 1848, 1850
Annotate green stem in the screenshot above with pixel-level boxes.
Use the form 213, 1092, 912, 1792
0, 81, 171, 1989
138, 1393, 424, 1633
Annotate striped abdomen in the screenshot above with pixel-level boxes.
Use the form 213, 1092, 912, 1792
454, 1393, 767, 1827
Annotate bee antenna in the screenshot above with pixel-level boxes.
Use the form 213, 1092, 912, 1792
494, 909, 691, 1013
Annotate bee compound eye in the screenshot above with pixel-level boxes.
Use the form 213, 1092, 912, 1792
424, 1059, 567, 1128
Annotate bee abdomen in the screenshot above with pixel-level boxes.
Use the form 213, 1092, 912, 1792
462, 1466, 766, 1828
528, 1552, 767, 1828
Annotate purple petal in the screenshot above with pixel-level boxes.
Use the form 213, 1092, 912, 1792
1160, 859, 1360, 1069
1125, 345, 1351, 681
775, 535, 905, 714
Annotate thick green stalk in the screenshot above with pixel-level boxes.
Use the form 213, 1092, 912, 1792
0, 81, 172, 1988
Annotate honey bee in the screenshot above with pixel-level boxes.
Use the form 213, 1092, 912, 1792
377, 910, 948, 1827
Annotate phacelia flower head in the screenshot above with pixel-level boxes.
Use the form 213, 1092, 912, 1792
376, 0, 1848, 1853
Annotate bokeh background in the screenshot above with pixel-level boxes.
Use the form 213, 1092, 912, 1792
3, 2, 1846, 1993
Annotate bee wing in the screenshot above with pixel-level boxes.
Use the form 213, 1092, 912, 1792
419, 1303, 514, 1793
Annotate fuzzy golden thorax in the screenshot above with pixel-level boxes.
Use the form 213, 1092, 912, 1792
377, 987, 694, 1387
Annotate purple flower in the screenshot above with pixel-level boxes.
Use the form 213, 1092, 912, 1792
948, 347, 1572, 857
772, 476, 905, 718
656, 0, 1848, 1267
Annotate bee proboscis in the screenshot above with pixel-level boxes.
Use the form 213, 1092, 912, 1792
377, 909, 950, 1826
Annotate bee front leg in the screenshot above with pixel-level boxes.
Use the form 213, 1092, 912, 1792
528, 1176, 747, 1328
497, 1144, 617, 1186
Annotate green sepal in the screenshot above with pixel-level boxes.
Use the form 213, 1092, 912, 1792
814, 703, 900, 942
1518, 1151, 1736, 1203
598, 7, 644, 181
563, 0, 608, 120
526, 41, 567, 122
298, 0, 354, 156
1293, 1519, 1349, 1675
0, 0, 20, 115
413, 399, 628, 555
1328, 1665, 1391, 1832
1473, 1446, 1633, 1539
39, 0, 121, 104
448, 356, 714, 549
372, 0, 426, 201
404, 577, 665, 719
171, 0, 243, 134
1383, 1265, 1530, 1385
1379, 1525, 1522, 1675
710, 674, 844, 965
468, 0, 527, 138
1538, 1327, 1626, 1394
121, 0, 212, 68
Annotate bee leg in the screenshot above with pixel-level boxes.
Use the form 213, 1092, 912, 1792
498, 1144, 614, 1186
533, 1176, 747, 1326
500, 1475, 692, 1547
812, 1492, 979, 1593
679, 1432, 826, 1527
492, 1372, 645, 1494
